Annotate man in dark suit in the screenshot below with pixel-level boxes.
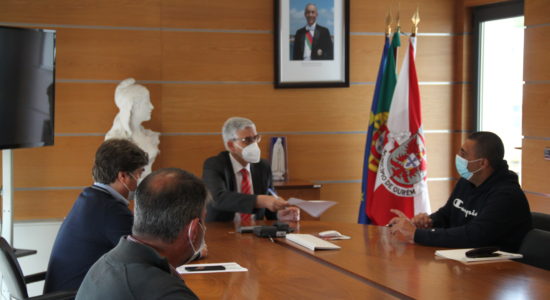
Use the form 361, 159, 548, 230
292, 3, 333, 60
202, 117, 299, 222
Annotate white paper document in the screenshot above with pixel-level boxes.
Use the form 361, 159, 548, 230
435, 249, 523, 264
287, 197, 337, 218
286, 234, 341, 251
177, 262, 248, 274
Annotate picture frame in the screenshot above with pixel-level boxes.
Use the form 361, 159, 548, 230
274, 0, 349, 88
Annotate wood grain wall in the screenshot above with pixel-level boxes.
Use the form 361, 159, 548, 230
523, 0, 550, 213
1, 0, 459, 221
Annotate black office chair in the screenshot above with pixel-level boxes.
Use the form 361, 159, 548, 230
0, 237, 76, 300
531, 212, 550, 232
518, 229, 550, 271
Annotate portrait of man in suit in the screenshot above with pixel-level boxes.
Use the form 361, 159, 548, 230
292, 2, 334, 60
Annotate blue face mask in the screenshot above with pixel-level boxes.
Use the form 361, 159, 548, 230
455, 155, 483, 180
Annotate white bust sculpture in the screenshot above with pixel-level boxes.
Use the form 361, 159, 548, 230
105, 78, 160, 178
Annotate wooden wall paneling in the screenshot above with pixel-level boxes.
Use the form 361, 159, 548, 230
319, 182, 361, 223
424, 133, 455, 178
161, 83, 453, 133
13, 136, 104, 188
525, 0, 550, 26
526, 193, 550, 213
524, 26, 550, 82
161, 31, 272, 82
0, 0, 161, 27
523, 84, 550, 138
161, 84, 373, 133
521, 138, 550, 195
452, 84, 475, 131
351, 36, 454, 83
350, 0, 456, 33
56, 83, 162, 134
13, 190, 81, 220
159, 135, 225, 177
56, 28, 162, 80
161, 0, 272, 30
421, 84, 454, 130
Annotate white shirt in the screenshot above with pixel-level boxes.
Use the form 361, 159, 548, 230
229, 153, 254, 194
303, 23, 316, 60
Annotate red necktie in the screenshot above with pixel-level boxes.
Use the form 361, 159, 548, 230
240, 169, 253, 224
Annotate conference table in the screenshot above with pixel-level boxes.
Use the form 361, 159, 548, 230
182, 221, 550, 299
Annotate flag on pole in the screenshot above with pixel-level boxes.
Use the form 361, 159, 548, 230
369, 35, 430, 225
358, 31, 401, 224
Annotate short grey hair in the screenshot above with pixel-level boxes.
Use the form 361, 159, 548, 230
305, 3, 317, 11
132, 168, 210, 243
222, 117, 256, 150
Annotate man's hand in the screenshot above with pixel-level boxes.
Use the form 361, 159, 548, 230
388, 209, 416, 244
277, 207, 300, 221
256, 195, 289, 212
411, 213, 432, 229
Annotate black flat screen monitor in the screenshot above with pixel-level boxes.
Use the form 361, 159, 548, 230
0, 26, 56, 150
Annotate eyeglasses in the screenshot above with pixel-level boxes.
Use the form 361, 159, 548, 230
232, 135, 261, 145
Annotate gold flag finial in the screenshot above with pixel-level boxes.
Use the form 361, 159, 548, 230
411, 6, 420, 36
385, 10, 392, 36
396, 3, 401, 31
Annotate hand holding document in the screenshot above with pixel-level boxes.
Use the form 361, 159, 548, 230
287, 197, 337, 218
177, 262, 247, 274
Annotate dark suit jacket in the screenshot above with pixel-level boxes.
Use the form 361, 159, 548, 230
202, 151, 277, 222
293, 24, 333, 60
45, 185, 133, 293
76, 237, 198, 300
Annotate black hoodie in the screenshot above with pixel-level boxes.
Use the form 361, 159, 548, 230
414, 161, 532, 252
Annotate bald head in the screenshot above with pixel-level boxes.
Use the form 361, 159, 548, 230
133, 168, 208, 243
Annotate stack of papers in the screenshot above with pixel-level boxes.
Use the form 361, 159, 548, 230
435, 249, 523, 263
286, 233, 341, 251
287, 198, 337, 218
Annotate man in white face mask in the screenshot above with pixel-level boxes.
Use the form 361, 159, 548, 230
45, 139, 148, 294
202, 117, 300, 222
387, 132, 531, 252
77, 168, 208, 299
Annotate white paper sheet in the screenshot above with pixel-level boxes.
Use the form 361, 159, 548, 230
435, 249, 523, 263
177, 262, 248, 274
288, 198, 337, 218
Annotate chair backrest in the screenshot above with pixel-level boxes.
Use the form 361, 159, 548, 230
531, 212, 550, 232
0, 237, 28, 299
518, 228, 550, 270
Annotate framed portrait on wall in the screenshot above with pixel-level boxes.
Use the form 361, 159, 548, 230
274, 0, 349, 88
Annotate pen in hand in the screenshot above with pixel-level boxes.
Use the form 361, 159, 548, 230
267, 188, 279, 198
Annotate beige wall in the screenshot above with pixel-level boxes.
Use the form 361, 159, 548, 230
0, 0, 480, 221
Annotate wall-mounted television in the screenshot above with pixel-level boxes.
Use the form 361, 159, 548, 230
0, 26, 56, 150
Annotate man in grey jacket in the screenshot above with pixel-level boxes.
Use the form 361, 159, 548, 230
76, 168, 209, 299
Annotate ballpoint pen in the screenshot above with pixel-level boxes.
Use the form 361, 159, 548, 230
267, 188, 279, 198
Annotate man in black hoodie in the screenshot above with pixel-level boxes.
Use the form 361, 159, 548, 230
388, 131, 531, 252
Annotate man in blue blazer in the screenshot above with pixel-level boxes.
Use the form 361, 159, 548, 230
44, 139, 148, 293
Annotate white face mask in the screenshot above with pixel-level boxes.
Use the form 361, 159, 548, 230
121, 173, 138, 201
236, 142, 261, 163
186, 221, 206, 264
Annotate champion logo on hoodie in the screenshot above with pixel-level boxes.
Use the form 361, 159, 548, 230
452, 198, 478, 218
